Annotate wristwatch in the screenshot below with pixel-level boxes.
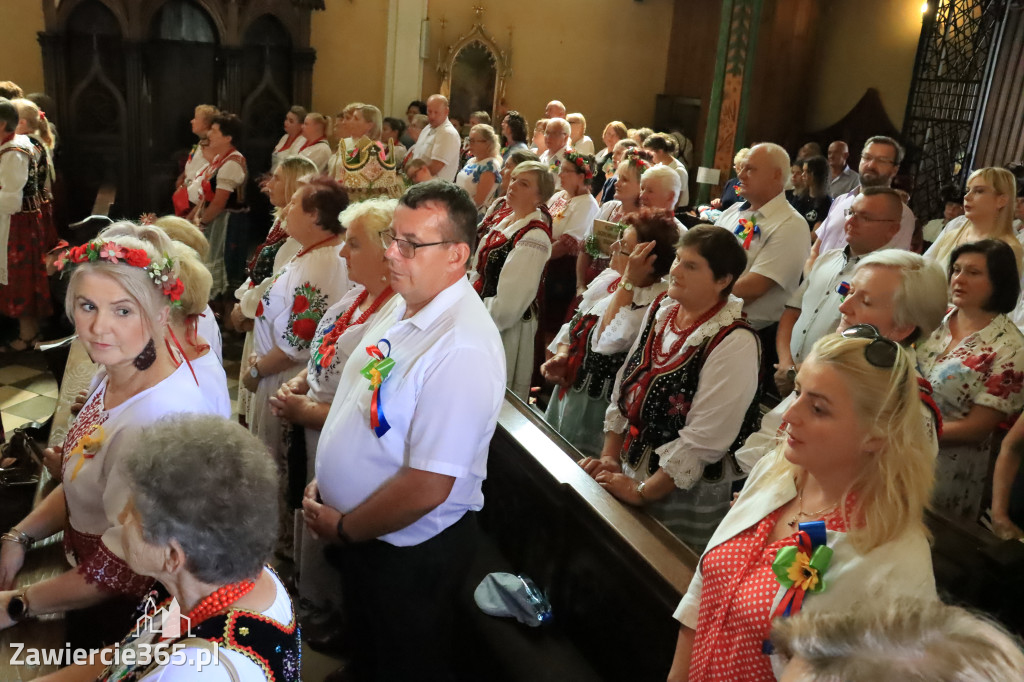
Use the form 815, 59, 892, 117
618, 280, 635, 292
249, 363, 261, 380
7, 591, 29, 622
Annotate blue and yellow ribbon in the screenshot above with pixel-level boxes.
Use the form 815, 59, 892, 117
360, 339, 394, 437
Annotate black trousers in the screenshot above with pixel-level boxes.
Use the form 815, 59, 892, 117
328, 512, 478, 682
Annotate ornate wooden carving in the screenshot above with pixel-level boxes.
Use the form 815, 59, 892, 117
437, 10, 512, 122
40, 0, 318, 217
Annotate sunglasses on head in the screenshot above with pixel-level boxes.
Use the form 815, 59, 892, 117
841, 324, 899, 369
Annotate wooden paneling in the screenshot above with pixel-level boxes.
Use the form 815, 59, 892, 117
663, 0, 724, 166
745, 0, 821, 151
974, 4, 1024, 168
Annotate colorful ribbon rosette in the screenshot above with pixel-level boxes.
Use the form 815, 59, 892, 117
836, 281, 851, 301
734, 216, 760, 250
360, 339, 395, 438
68, 425, 106, 481
771, 520, 832, 618
762, 520, 832, 654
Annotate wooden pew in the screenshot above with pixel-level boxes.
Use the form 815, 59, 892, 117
457, 395, 698, 682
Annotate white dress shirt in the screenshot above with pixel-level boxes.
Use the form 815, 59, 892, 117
787, 246, 862, 364
409, 120, 462, 181
316, 277, 505, 546
714, 192, 811, 329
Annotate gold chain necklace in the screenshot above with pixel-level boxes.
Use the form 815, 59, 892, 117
788, 486, 840, 528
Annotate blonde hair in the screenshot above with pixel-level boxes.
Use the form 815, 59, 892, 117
67, 223, 180, 341
512, 160, 556, 204
194, 104, 219, 125
967, 167, 1017, 241
733, 147, 752, 167
153, 215, 209, 260
470, 123, 500, 158
353, 104, 382, 140
766, 333, 933, 552
772, 599, 1024, 681
339, 197, 396, 238
273, 155, 318, 217
12, 98, 52, 148
167, 242, 212, 320
304, 113, 329, 138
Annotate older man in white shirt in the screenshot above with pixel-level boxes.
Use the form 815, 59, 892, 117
303, 181, 505, 681
714, 142, 811, 331
540, 118, 570, 190
408, 94, 462, 182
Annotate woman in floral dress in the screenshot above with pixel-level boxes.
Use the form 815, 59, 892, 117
917, 239, 1024, 522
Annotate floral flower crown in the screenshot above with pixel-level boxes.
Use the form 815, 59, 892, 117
563, 149, 594, 180
623, 148, 653, 173
54, 239, 185, 307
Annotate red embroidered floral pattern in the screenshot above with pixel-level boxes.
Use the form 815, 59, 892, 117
64, 525, 154, 597
62, 385, 108, 478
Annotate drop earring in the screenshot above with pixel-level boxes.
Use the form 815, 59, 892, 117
133, 339, 157, 370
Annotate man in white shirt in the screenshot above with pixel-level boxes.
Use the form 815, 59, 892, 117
714, 142, 811, 330
773, 187, 903, 395
540, 118, 570, 189
826, 140, 859, 198
303, 181, 505, 681
812, 136, 916, 262
408, 94, 462, 182
567, 112, 595, 155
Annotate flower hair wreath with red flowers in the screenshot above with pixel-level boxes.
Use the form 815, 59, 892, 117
623, 148, 654, 173
563, 149, 594, 180
54, 239, 186, 308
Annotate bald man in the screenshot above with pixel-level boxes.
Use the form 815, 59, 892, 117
408, 94, 462, 182
544, 100, 566, 119
827, 140, 859, 198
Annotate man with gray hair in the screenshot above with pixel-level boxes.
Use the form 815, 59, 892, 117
408, 94, 461, 181
540, 117, 571, 190
812, 135, 916, 262
714, 142, 811, 331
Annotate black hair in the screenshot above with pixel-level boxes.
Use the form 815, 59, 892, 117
678, 224, 748, 297
504, 110, 529, 144
408, 100, 427, 115
299, 177, 350, 235
399, 179, 479, 254
0, 98, 17, 132
802, 156, 829, 194
383, 116, 406, 137
210, 112, 242, 142
643, 132, 678, 156
948, 239, 1020, 314
939, 184, 964, 205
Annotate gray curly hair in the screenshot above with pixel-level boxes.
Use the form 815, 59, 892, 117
121, 414, 279, 584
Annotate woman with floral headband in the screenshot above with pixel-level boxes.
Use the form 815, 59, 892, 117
576, 148, 651, 296
542, 150, 600, 345
0, 222, 218, 649
243, 177, 350, 553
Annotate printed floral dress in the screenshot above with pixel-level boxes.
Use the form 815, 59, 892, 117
917, 310, 1024, 520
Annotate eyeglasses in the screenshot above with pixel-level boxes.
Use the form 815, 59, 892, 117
380, 229, 453, 258
841, 324, 899, 369
610, 239, 631, 257
844, 209, 897, 223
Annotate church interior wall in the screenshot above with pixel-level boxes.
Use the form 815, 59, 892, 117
310, 0, 389, 117
4, 2, 46, 96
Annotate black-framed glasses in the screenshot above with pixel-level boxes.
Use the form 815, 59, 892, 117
380, 229, 453, 258
841, 324, 899, 369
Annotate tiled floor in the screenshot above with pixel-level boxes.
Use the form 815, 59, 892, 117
0, 352, 58, 437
